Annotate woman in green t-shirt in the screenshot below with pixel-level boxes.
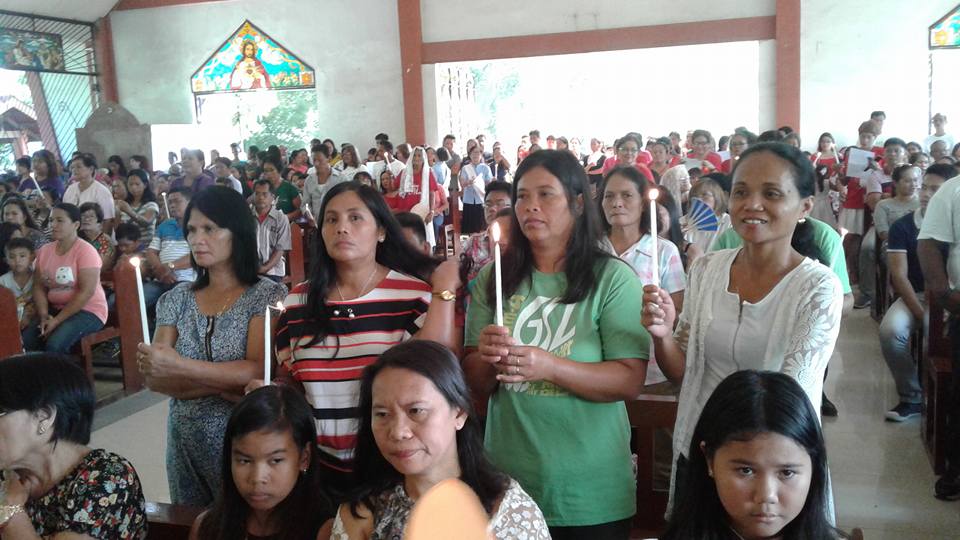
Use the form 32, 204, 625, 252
464, 149, 651, 538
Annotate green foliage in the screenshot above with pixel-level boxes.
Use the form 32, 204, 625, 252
0, 143, 14, 172
244, 90, 319, 150
470, 64, 519, 136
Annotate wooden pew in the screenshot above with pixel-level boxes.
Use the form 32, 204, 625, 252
77, 263, 144, 394
283, 222, 306, 288
0, 287, 23, 358
145, 502, 201, 540
626, 393, 678, 538
921, 289, 952, 474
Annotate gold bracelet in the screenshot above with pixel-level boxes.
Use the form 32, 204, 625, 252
0, 504, 24, 525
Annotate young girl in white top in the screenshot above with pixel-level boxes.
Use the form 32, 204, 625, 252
641, 142, 844, 510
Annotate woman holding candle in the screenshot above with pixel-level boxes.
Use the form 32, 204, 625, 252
464, 150, 651, 538
135, 186, 286, 507
640, 143, 843, 512
599, 166, 686, 312
265, 181, 460, 496
117, 169, 159, 247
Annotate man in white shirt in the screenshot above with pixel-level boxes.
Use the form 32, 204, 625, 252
924, 113, 955, 154
212, 157, 243, 194
918, 172, 960, 500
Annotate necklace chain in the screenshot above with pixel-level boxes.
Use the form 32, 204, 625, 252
336, 265, 379, 302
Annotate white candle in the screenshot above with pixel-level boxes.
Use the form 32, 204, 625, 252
264, 302, 284, 384
491, 221, 503, 326
130, 257, 150, 345
31, 177, 42, 195
263, 305, 271, 382
648, 188, 660, 288
161, 192, 170, 220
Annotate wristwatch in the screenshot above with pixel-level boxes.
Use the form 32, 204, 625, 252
432, 290, 456, 301
0, 504, 24, 525
167, 262, 176, 270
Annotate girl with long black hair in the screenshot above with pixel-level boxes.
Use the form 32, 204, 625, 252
663, 370, 838, 540
191, 385, 332, 540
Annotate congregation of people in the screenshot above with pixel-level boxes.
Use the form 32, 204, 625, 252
1, 111, 960, 540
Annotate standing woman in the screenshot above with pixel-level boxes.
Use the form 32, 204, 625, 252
465, 150, 651, 538
171, 149, 216, 194
641, 143, 843, 508
271, 182, 461, 495
136, 186, 288, 507
459, 145, 494, 234
335, 144, 369, 183
810, 133, 841, 229
599, 166, 686, 312
29, 203, 107, 352
116, 169, 159, 247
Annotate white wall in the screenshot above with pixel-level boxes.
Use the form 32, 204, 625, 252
110, 0, 404, 148
800, 0, 957, 149
421, 0, 775, 42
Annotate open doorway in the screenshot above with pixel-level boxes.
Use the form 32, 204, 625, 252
431, 40, 768, 149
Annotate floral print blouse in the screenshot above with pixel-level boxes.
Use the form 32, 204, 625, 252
26, 449, 147, 539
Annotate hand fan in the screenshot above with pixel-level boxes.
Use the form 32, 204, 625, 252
683, 197, 719, 233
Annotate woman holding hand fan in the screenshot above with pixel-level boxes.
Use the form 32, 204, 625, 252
680, 178, 730, 265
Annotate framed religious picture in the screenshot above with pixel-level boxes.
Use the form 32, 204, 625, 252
0, 27, 65, 72
191, 20, 316, 95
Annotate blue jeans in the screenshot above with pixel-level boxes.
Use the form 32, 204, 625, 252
879, 297, 923, 403
22, 310, 104, 353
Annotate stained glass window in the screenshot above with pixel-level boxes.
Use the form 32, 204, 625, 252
930, 4, 960, 49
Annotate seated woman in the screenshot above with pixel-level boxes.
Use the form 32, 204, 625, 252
1, 197, 45, 248
137, 186, 288, 507
332, 340, 548, 539
78, 202, 117, 274
117, 169, 160, 248
189, 385, 332, 540
642, 142, 843, 510
600, 133, 654, 183
465, 150, 650, 538
0, 353, 147, 539
662, 370, 838, 540
270, 181, 460, 496
28, 203, 107, 353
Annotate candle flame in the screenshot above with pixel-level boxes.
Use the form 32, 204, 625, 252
491, 221, 501, 243
648, 188, 660, 200
130, 256, 141, 268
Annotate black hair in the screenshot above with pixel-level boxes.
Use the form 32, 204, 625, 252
5, 236, 35, 257
488, 149, 612, 305
310, 144, 330, 159
349, 341, 509, 517
215, 156, 233, 168
442, 134, 456, 143
615, 133, 643, 151
340, 145, 360, 168
663, 371, 837, 540
304, 182, 440, 347
196, 385, 331, 540
184, 148, 206, 168
183, 186, 260, 289
597, 166, 652, 236
656, 189, 686, 267
53, 202, 81, 223
732, 143, 826, 265
125, 169, 156, 204
435, 147, 450, 163
375, 133, 390, 142
78, 202, 104, 223
925, 163, 956, 181
168, 186, 193, 201
0, 353, 95, 445
890, 165, 919, 197
248, 145, 261, 156
717, 135, 730, 150
0, 222, 18, 272
108, 155, 127, 178
253, 178, 275, 194
381, 140, 394, 153
69, 152, 97, 171
15, 156, 30, 171
483, 180, 511, 201
884, 137, 907, 150
529, 129, 540, 138
757, 130, 785, 142
734, 128, 758, 145
909, 152, 931, 166
395, 211, 427, 245
870, 110, 886, 119
115, 222, 141, 242
352, 171, 373, 185
31, 150, 60, 181
322, 140, 338, 159
1, 197, 39, 230
130, 154, 151, 172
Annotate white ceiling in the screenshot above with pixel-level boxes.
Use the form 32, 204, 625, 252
1, 0, 118, 23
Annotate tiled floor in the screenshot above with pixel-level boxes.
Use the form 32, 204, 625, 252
90, 309, 960, 535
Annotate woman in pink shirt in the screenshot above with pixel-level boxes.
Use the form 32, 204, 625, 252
27, 203, 107, 352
